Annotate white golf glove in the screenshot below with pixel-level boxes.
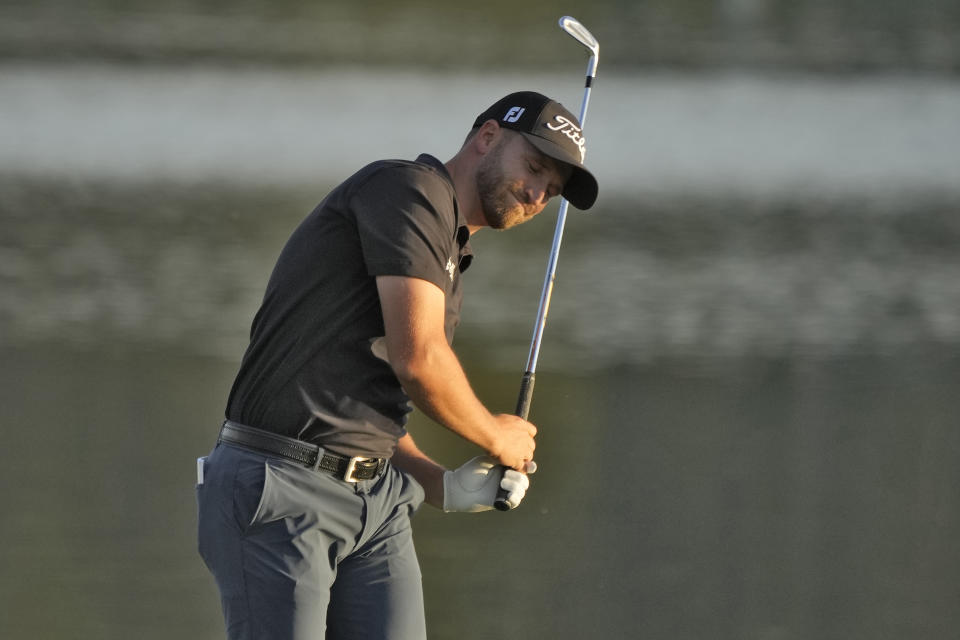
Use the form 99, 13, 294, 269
442, 456, 537, 513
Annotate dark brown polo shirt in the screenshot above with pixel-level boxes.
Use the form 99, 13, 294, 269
226, 154, 473, 458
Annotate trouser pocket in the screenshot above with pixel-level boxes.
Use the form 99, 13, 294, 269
232, 455, 268, 532
197, 444, 269, 568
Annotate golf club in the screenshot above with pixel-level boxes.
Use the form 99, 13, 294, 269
494, 15, 600, 511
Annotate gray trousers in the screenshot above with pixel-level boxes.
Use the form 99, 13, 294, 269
197, 442, 427, 640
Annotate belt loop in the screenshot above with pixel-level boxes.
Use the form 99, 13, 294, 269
311, 446, 325, 473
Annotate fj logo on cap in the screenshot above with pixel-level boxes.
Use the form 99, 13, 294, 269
503, 107, 525, 123
546, 115, 587, 162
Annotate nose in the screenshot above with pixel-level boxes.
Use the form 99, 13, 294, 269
524, 180, 550, 207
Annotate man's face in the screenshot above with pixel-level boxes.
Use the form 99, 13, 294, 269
476, 132, 573, 230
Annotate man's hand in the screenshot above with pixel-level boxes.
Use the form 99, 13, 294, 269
442, 456, 537, 513
489, 414, 537, 471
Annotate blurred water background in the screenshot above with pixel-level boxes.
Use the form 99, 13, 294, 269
1, 1, 959, 639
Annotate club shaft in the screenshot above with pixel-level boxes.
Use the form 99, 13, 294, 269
494, 20, 598, 511
522, 59, 595, 377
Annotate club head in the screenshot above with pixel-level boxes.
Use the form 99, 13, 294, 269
558, 16, 599, 57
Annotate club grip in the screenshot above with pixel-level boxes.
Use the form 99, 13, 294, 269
493, 487, 514, 511
494, 372, 536, 511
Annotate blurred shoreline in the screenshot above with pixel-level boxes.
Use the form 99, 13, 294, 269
2, 60, 958, 365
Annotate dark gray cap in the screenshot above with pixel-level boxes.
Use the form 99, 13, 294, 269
473, 91, 598, 210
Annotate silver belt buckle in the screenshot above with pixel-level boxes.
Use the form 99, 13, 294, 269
342, 456, 365, 483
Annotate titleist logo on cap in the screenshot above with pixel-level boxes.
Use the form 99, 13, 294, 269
546, 115, 586, 162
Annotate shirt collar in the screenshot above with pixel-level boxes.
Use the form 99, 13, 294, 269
416, 153, 473, 273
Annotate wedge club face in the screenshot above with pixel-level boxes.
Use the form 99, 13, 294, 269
559, 16, 599, 58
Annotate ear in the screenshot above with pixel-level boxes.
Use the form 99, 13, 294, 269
472, 120, 502, 154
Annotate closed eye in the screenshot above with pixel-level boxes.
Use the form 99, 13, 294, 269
528, 159, 563, 199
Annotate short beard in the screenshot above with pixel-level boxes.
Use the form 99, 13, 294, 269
475, 139, 524, 230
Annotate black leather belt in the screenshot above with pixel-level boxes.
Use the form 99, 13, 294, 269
218, 420, 386, 482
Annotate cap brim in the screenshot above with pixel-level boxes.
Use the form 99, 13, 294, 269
520, 133, 599, 211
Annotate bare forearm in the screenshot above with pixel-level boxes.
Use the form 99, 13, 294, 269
376, 275, 536, 470
394, 342, 500, 455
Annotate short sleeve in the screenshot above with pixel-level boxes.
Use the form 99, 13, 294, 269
352, 164, 457, 292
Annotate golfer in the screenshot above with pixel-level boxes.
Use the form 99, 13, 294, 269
197, 90, 598, 639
